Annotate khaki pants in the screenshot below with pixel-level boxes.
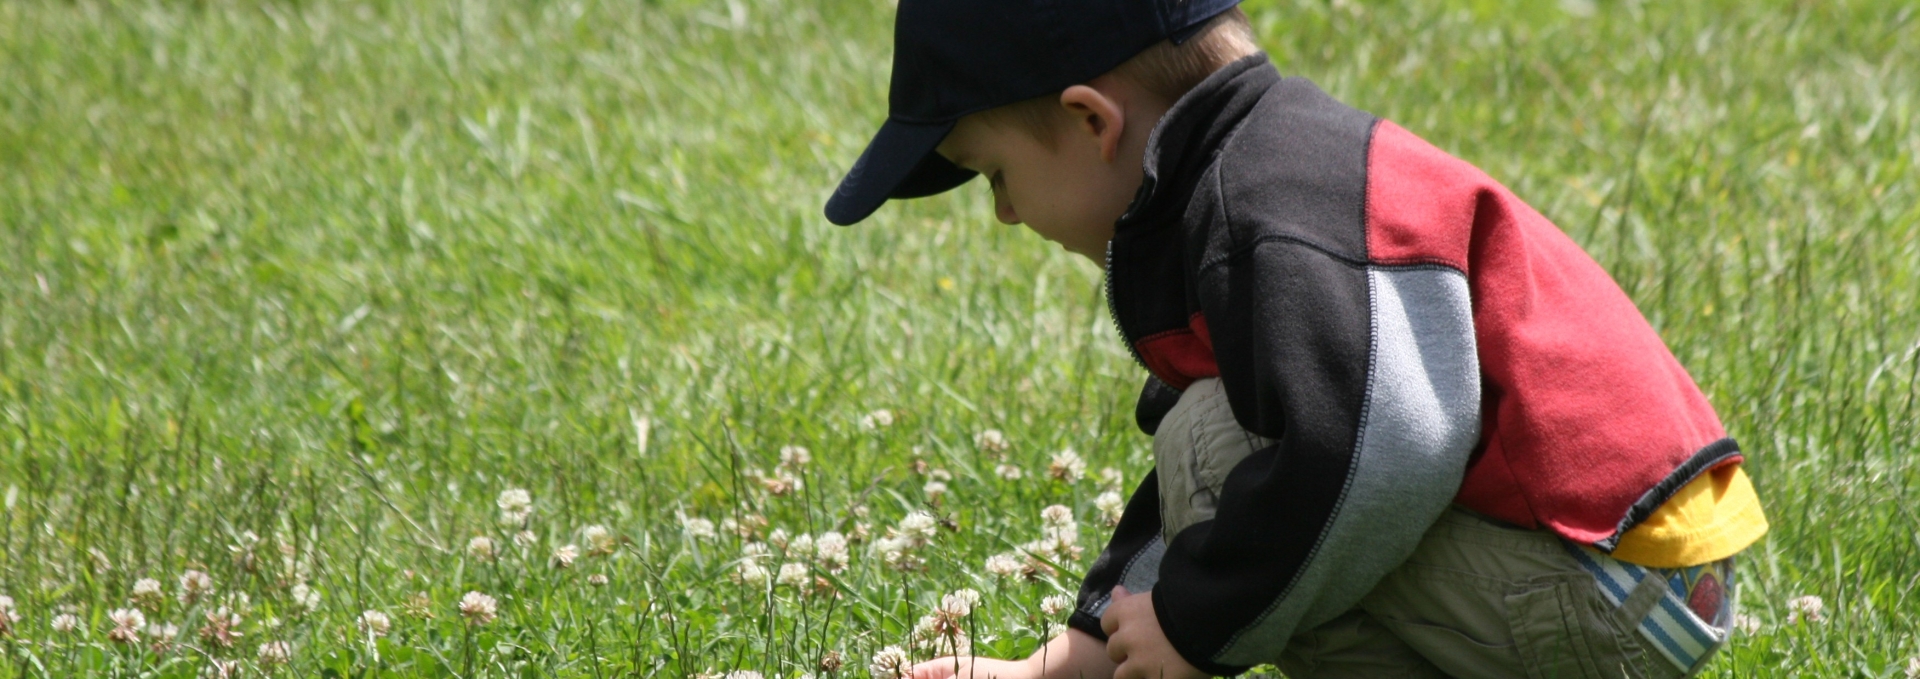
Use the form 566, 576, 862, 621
1155, 379, 1730, 679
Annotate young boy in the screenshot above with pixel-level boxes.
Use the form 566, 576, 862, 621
824, 2, 1768, 677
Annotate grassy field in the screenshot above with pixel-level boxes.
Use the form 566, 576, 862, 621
1, 0, 1916, 676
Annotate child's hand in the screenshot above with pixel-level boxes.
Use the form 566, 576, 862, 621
910, 656, 1036, 679
1098, 586, 1209, 679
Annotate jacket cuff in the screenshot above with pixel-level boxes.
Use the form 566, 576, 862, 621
1152, 586, 1252, 677
1067, 610, 1108, 642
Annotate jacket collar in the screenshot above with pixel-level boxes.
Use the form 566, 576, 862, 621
1116, 53, 1281, 233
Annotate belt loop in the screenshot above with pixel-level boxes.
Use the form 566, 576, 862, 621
1616, 569, 1669, 629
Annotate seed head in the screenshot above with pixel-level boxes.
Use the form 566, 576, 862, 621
358, 610, 392, 637
458, 591, 498, 625
817, 650, 844, 673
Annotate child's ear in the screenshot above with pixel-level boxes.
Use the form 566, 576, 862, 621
1060, 85, 1126, 164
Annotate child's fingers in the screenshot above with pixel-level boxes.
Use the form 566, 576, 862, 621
909, 657, 960, 679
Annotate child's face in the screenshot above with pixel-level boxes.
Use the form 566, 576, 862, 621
935, 85, 1157, 264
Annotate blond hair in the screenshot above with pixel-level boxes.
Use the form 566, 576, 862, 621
974, 8, 1259, 147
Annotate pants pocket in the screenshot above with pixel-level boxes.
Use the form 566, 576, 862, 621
1506, 573, 1680, 679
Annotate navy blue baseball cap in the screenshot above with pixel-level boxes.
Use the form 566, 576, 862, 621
824, 0, 1244, 226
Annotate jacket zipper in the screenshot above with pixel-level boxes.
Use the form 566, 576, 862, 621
1104, 238, 1149, 370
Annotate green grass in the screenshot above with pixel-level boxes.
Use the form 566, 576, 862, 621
0, 0, 1915, 676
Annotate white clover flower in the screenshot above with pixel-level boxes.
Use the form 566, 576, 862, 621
1733, 613, 1762, 636
938, 589, 981, 618
289, 583, 321, 615
869, 645, 911, 679
551, 544, 580, 569
1096, 467, 1124, 491
735, 560, 771, 588
1905, 656, 1920, 679
514, 530, 539, 550
814, 532, 850, 572
780, 445, 813, 468
199, 606, 244, 649
777, 563, 811, 588
786, 534, 816, 560
911, 613, 972, 657
1095, 490, 1126, 527
859, 409, 895, 431
107, 607, 146, 644
1040, 594, 1075, 617
767, 529, 791, 551
995, 464, 1024, 481
922, 481, 948, 501
257, 640, 292, 665
497, 488, 533, 526
1048, 449, 1086, 483
467, 536, 499, 562
581, 525, 615, 555
871, 534, 914, 567
203, 659, 242, 679
1787, 595, 1825, 624
1040, 505, 1074, 527
725, 672, 764, 679
178, 569, 214, 604
130, 578, 165, 609
985, 553, 1025, 578
1044, 621, 1067, 638
587, 574, 610, 587
976, 429, 1012, 453
0, 595, 17, 637
458, 591, 498, 625
358, 610, 391, 637
899, 511, 939, 543
928, 468, 953, 482
681, 513, 718, 540
51, 613, 82, 634
741, 542, 773, 562
148, 622, 180, 646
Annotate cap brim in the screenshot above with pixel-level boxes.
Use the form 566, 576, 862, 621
824, 118, 978, 226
